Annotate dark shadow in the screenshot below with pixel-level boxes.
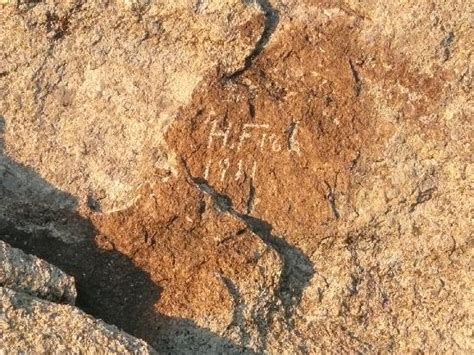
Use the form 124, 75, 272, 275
0, 115, 254, 354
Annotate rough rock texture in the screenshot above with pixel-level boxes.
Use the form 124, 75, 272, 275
0, 240, 157, 353
0, 0, 261, 214
0, 240, 76, 304
0, 0, 473, 353
0, 287, 156, 354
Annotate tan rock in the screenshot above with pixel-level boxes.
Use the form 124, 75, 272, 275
0, 287, 157, 354
0, 0, 472, 353
0, 240, 76, 304
0, 0, 262, 214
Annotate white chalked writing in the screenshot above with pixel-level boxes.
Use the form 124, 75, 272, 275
207, 120, 300, 153
238, 124, 270, 151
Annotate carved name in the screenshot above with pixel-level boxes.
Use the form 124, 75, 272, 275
204, 120, 302, 182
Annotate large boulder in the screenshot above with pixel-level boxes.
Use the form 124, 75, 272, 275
0, 240, 157, 353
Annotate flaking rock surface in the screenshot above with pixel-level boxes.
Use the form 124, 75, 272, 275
0, 0, 473, 353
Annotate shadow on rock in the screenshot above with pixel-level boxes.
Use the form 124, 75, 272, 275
0, 115, 254, 353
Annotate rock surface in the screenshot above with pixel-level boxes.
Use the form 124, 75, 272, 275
0, 287, 156, 354
0, 0, 472, 353
0, 240, 76, 304
0, 0, 261, 214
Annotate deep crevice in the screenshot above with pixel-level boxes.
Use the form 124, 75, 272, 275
324, 180, 340, 220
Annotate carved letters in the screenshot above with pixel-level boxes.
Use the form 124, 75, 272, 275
205, 119, 301, 182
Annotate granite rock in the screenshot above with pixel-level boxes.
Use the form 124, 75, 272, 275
0, 287, 157, 354
0, 240, 76, 304
0, 0, 472, 353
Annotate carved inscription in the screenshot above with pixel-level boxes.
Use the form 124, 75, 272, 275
205, 119, 301, 181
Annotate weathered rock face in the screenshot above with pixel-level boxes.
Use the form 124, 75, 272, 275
0, 0, 472, 353
0, 241, 156, 353
0, 0, 261, 213
0, 287, 156, 354
0, 240, 76, 304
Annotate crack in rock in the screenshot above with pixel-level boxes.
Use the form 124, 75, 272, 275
349, 59, 362, 97
324, 180, 340, 220
246, 178, 256, 214
227, 0, 280, 80
183, 165, 315, 330
219, 275, 252, 348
